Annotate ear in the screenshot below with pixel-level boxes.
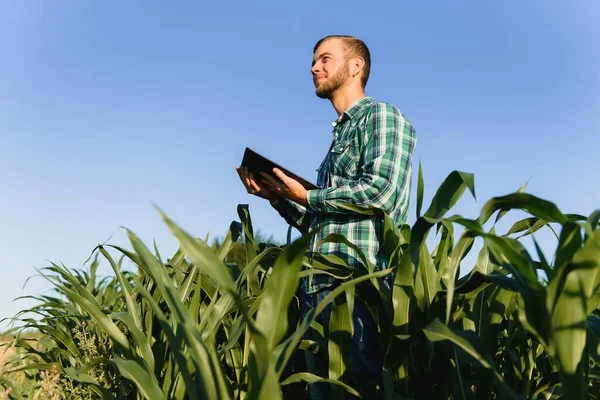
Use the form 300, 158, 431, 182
351, 56, 365, 79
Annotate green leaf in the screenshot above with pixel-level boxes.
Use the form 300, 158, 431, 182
257, 364, 282, 400
281, 372, 361, 398
549, 231, 600, 398
422, 171, 476, 220
158, 208, 236, 292
392, 249, 413, 330
106, 244, 143, 272
479, 193, 568, 226
554, 222, 584, 272
238, 204, 258, 264
484, 235, 550, 344
179, 264, 199, 302
414, 242, 439, 311
98, 246, 144, 331
433, 220, 453, 276
505, 217, 548, 238
217, 221, 242, 261
411, 170, 476, 273
441, 233, 475, 324
424, 319, 493, 369
494, 178, 530, 224
587, 209, 600, 230
86, 253, 99, 293
110, 358, 166, 400
154, 238, 163, 264
112, 312, 154, 372
328, 295, 352, 399
345, 286, 356, 335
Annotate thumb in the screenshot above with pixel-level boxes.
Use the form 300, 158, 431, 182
272, 168, 289, 182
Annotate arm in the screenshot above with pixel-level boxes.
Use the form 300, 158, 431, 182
306, 103, 416, 215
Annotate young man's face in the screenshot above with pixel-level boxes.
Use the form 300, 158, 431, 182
311, 38, 350, 99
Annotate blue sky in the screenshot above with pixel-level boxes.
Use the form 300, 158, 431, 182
1, 1, 598, 328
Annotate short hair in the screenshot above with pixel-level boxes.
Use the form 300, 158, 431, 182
313, 35, 371, 88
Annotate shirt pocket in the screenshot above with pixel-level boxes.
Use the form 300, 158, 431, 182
329, 139, 359, 179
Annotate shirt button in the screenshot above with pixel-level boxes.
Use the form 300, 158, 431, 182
332, 121, 337, 127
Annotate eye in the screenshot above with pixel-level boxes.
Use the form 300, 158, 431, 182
323, 56, 330, 62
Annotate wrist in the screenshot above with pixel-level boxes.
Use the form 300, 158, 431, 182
295, 189, 309, 207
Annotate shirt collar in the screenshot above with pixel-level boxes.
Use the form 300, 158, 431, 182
333, 96, 373, 126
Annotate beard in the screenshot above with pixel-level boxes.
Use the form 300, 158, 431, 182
315, 61, 350, 99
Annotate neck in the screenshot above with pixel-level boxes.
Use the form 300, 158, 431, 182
329, 86, 366, 117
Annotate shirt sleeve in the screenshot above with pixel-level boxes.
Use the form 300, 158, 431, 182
306, 102, 416, 215
270, 197, 313, 234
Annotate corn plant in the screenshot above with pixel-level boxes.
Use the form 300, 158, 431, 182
0, 167, 598, 399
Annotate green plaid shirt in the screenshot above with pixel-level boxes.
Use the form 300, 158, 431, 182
271, 97, 417, 294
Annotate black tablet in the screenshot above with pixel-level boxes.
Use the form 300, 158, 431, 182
241, 147, 320, 190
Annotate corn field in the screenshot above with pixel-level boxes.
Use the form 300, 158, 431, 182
1, 167, 599, 399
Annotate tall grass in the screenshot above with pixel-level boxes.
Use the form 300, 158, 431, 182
1, 167, 599, 399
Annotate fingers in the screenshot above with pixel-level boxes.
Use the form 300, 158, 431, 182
236, 166, 251, 190
248, 178, 262, 194
272, 168, 289, 183
236, 166, 264, 196
262, 169, 297, 192
236, 166, 251, 191
259, 171, 280, 192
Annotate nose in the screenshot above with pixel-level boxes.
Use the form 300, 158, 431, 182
311, 61, 321, 75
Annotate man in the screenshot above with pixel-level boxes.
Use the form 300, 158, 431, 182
236, 35, 416, 398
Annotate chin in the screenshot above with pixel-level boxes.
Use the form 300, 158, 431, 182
315, 90, 327, 99
315, 86, 331, 99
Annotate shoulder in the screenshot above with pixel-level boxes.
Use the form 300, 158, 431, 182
363, 100, 415, 131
